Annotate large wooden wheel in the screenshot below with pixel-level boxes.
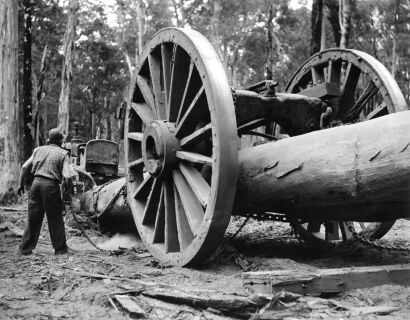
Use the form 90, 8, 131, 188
285, 48, 408, 243
125, 28, 238, 266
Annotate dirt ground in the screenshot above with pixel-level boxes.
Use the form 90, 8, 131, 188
1, 203, 409, 319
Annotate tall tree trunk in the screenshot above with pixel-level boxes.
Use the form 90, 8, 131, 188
136, 0, 144, 58
106, 113, 112, 141
324, 0, 341, 47
0, 0, 20, 202
339, 0, 355, 48
171, 0, 185, 27
320, 5, 327, 51
117, 0, 134, 76
23, 0, 33, 160
91, 112, 96, 139
34, 44, 48, 147
311, 0, 323, 55
209, 0, 226, 69
266, 4, 274, 80
391, 0, 400, 78
58, 0, 79, 135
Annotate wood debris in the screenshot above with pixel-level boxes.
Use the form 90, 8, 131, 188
243, 264, 410, 295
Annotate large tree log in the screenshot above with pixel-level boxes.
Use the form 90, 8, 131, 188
234, 110, 410, 221
79, 177, 134, 233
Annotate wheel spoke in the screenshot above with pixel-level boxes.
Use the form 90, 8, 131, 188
179, 163, 210, 207
172, 170, 204, 234
176, 151, 212, 166
133, 174, 153, 199
127, 132, 143, 141
148, 49, 166, 119
175, 86, 206, 138
325, 221, 340, 241
168, 45, 191, 122
176, 61, 195, 124
174, 184, 194, 250
311, 66, 325, 84
128, 158, 144, 170
153, 187, 165, 243
338, 63, 361, 117
164, 179, 180, 253
130, 102, 155, 125
136, 75, 155, 110
180, 123, 212, 149
237, 119, 266, 135
161, 43, 173, 120
327, 59, 341, 83
366, 103, 388, 120
343, 81, 378, 122
142, 177, 162, 225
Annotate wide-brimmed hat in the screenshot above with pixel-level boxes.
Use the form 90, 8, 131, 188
48, 128, 64, 144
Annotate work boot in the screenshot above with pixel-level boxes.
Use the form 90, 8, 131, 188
54, 246, 68, 255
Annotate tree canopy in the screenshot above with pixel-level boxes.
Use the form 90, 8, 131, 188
18, 0, 410, 143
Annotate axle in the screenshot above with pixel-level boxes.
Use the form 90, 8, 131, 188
233, 110, 410, 222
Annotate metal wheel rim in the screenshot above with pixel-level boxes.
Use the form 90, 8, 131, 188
125, 28, 238, 266
286, 48, 408, 242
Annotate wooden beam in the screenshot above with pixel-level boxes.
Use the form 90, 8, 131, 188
243, 264, 410, 295
298, 82, 340, 99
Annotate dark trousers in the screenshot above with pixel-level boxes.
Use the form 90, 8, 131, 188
19, 177, 67, 254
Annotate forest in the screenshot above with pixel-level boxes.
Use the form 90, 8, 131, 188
0, 0, 410, 201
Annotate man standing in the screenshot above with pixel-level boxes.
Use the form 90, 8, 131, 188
17, 128, 73, 255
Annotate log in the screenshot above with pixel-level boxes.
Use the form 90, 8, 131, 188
79, 177, 135, 233
234, 110, 410, 221
243, 264, 410, 295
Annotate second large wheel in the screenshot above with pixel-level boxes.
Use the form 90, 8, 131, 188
125, 28, 238, 266
286, 49, 407, 243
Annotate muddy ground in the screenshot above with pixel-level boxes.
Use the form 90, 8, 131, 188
1, 203, 409, 319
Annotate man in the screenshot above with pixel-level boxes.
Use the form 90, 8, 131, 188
17, 128, 73, 255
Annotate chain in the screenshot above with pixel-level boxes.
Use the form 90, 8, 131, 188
92, 181, 127, 219
235, 211, 303, 223
345, 221, 410, 254
65, 202, 113, 253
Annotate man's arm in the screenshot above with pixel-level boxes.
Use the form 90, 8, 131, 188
17, 155, 34, 195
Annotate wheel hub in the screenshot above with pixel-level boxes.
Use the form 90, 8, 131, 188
142, 121, 180, 177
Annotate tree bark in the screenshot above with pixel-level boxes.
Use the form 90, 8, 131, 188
171, 0, 185, 27
320, 4, 327, 51
310, 0, 323, 55
324, 0, 341, 47
0, 0, 20, 202
391, 0, 400, 78
136, 0, 144, 58
339, 0, 355, 49
266, 4, 274, 80
34, 44, 48, 147
209, 0, 226, 70
106, 113, 112, 141
23, 0, 33, 160
58, 0, 79, 135
234, 111, 410, 222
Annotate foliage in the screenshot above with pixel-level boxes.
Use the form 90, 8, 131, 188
20, 0, 410, 144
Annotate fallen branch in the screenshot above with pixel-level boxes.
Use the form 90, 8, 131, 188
0, 206, 27, 212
